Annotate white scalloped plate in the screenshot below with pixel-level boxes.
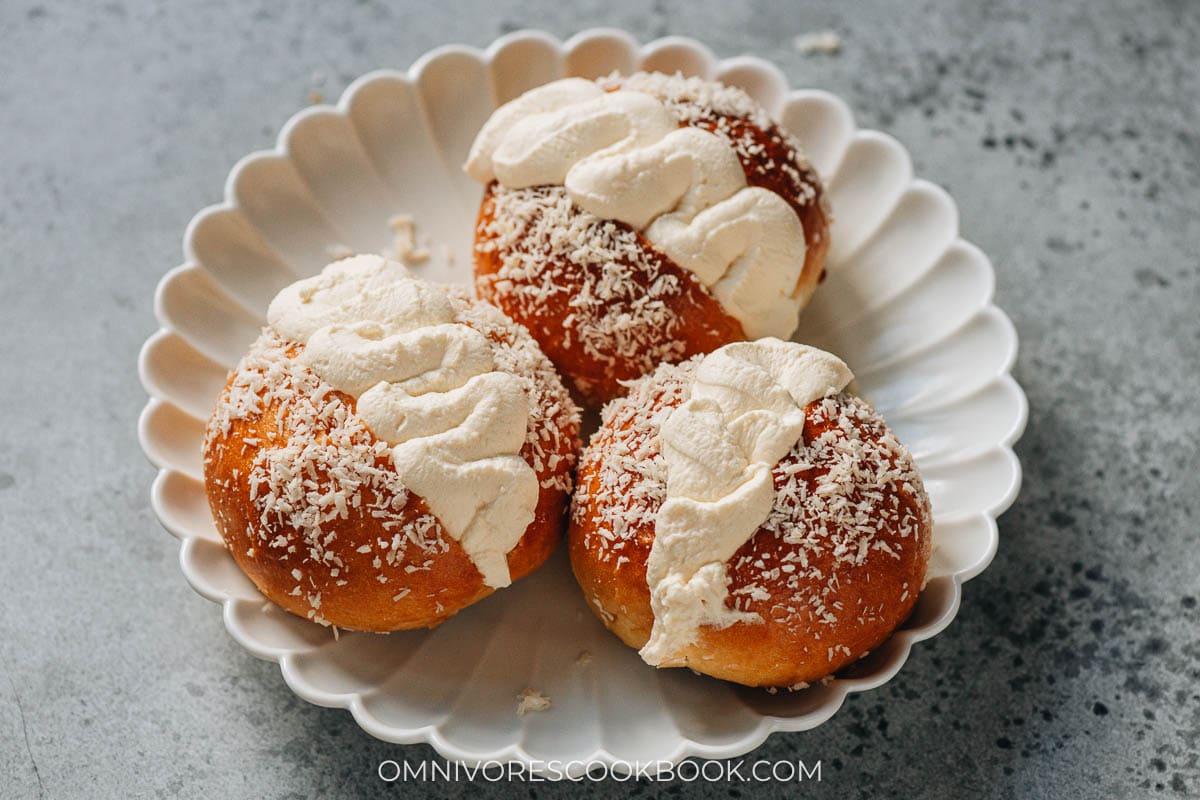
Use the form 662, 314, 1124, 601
137, 29, 1026, 775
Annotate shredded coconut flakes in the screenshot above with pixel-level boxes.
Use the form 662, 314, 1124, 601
204, 292, 580, 624
572, 357, 930, 636
516, 688, 552, 717
475, 72, 826, 398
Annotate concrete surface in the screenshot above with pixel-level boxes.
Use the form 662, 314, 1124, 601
1, 0, 1198, 797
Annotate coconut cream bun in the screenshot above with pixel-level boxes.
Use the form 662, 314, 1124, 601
202, 255, 581, 631
568, 339, 932, 687
465, 72, 831, 403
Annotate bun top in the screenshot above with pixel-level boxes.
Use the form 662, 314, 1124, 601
265, 255, 537, 588
465, 73, 811, 340
640, 339, 853, 665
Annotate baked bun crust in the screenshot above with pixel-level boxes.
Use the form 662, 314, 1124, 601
473, 73, 830, 404
203, 295, 580, 632
568, 359, 931, 687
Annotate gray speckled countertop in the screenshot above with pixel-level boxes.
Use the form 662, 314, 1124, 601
1, 1, 1198, 797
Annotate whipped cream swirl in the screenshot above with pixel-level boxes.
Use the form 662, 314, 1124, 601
640, 339, 853, 666
267, 255, 537, 588
464, 77, 809, 339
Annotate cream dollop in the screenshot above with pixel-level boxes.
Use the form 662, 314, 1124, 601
266, 255, 538, 588
639, 339, 853, 666
464, 78, 809, 339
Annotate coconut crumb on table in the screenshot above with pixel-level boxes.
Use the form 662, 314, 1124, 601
793, 30, 842, 55
575, 650, 593, 667
516, 688, 551, 717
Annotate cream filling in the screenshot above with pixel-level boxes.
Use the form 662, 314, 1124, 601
267, 254, 537, 588
639, 339, 854, 666
464, 78, 808, 340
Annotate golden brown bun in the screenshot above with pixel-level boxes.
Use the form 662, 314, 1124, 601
473, 74, 829, 404
474, 185, 745, 405
568, 360, 931, 687
203, 297, 580, 632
